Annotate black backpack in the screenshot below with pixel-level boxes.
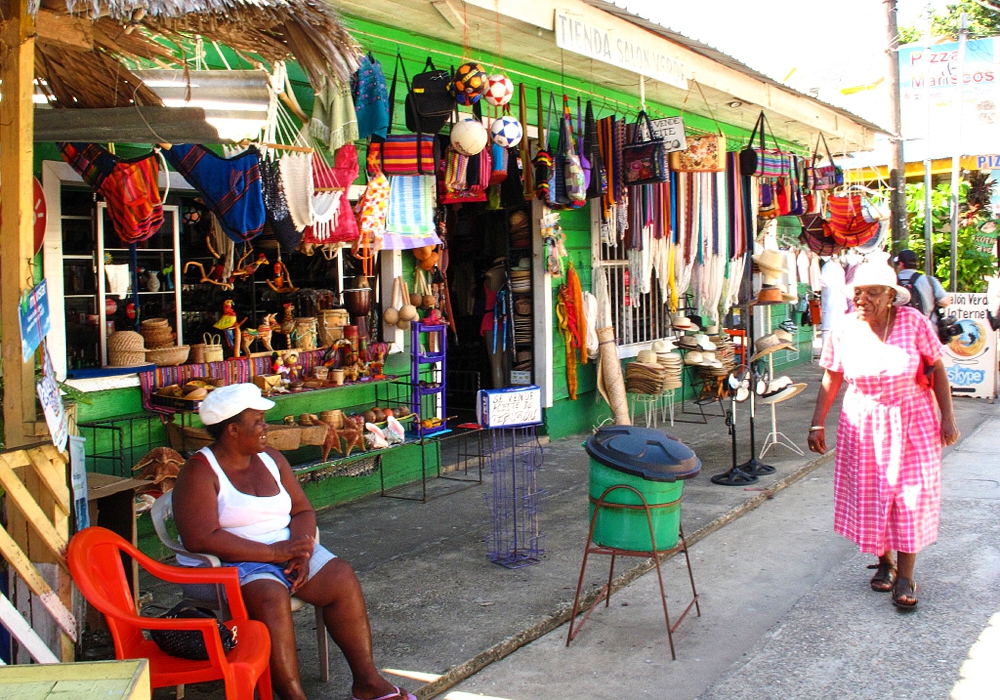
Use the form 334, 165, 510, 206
396, 57, 454, 136
897, 271, 927, 314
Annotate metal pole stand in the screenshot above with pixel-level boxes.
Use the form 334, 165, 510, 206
566, 485, 700, 660
759, 402, 804, 459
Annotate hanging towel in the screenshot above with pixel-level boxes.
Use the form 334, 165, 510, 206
279, 152, 315, 232
383, 175, 440, 250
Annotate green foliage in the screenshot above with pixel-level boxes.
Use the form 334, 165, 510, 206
905, 181, 996, 292
901, 1, 1000, 42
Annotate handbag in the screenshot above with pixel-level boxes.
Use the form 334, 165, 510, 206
561, 96, 586, 207
401, 56, 454, 136
798, 214, 841, 256
809, 133, 838, 190
584, 100, 607, 199
669, 81, 727, 172
150, 601, 237, 661
740, 111, 789, 178
532, 87, 552, 202
369, 134, 437, 176
621, 110, 668, 186
576, 97, 592, 192
758, 181, 780, 219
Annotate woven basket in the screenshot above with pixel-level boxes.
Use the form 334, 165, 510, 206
108, 331, 148, 367
109, 349, 148, 367
146, 345, 190, 367
189, 343, 206, 364
203, 333, 223, 363
140, 317, 169, 328
141, 326, 175, 349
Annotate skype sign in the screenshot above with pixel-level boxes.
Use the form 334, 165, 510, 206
941, 293, 998, 399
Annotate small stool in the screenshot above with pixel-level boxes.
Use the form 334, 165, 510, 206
566, 484, 700, 660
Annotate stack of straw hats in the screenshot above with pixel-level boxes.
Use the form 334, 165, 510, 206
752, 249, 793, 305
626, 349, 668, 394
509, 210, 531, 249
652, 339, 682, 391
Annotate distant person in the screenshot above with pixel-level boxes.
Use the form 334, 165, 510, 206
894, 249, 952, 319
807, 261, 959, 610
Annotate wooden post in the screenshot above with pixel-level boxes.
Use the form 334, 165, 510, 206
885, 0, 907, 251
0, 0, 38, 449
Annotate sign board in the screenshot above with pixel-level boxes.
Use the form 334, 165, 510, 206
69, 435, 90, 530
941, 293, 998, 399
37, 346, 69, 452
510, 370, 533, 386
477, 385, 543, 428
649, 117, 687, 153
555, 9, 687, 90
899, 37, 1000, 161
19, 279, 51, 362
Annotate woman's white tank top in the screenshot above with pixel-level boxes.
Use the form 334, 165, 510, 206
198, 446, 292, 545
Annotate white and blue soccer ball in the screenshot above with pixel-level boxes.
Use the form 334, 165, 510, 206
490, 115, 522, 148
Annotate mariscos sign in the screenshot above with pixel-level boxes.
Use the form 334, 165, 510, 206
555, 10, 687, 90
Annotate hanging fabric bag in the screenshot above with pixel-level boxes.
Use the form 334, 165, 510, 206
739, 111, 788, 178
352, 52, 391, 140
824, 192, 879, 247
561, 95, 587, 207
669, 81, 727, 173
576, 97, 592, 192
404, 56, 454, 135
809, 133, 838, 190
584, 100, 607, 199
621, 110, 669, 186
532, 87, 553, 203
798, 214, 841, 256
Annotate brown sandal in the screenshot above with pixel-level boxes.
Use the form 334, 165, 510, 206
892, 576, 918, 610
868, 561, 897, 592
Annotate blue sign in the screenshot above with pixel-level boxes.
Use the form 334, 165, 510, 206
19, 279, 51, 362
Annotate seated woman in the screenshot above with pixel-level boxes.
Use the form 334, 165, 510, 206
172, 383, 412, 700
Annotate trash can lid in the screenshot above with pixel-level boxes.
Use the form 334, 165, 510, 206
585, 426, 701, 482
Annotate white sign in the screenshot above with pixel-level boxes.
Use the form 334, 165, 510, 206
941, 293, 998, 399
36, 346, 69, 452
555, 10, 687, 90
477, 386, 543, 428
899, 37, 1000, 161
69, 435, 90, 530
649, 117, 687, 152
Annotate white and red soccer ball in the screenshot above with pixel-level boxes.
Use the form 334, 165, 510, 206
484, 74, 513, 107
490, 116, 522, 149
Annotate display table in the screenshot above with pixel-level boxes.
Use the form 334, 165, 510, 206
0, 659, 150, 699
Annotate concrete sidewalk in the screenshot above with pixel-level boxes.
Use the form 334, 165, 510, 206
145, 362, 997, 700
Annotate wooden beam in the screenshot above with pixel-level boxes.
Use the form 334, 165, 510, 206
0, 592, 60, 664
0, 525, 77, 641
0, 458, 70, 560
1, 0, 40, 449
35, 9, 93, 50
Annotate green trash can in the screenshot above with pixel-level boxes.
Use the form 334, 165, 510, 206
585, 426, 701, 551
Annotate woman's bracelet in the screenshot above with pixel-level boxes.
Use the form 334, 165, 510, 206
808, 426, 825, 432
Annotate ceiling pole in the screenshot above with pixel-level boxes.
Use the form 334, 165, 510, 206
1, 0, 39, 448
885, 0, 907, 252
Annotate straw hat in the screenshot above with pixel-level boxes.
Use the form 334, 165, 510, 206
683, 350, 704, 365
705, 324, 720, 335
773, 328, 794, 343
699, 351, 723, 368
651, 338, 677, 353
758, 377, 808, 404
693, 333, 717, 351
844, 261, 911, 306
753, 248, 787, 273
755, 287, 784, 305
672, 314, 700, 331
750, 333, 796, 362
677, 335, 700, 349
636, 349, 659, 365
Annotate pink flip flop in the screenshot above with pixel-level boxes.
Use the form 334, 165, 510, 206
352, 686, 416, 700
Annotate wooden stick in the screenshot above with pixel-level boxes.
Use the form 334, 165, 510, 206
239, 140, 314, 153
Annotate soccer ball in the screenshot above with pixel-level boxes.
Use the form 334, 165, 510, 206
484, 74, 513, 107
450, 117, 489, 156
182, 207, 202, 226
490, 116, 522, 149
451, 62, 487, 105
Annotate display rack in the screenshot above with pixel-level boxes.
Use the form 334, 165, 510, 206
758, 304, 804, 459
484, 425, 545, 568
411, 321, 448, 438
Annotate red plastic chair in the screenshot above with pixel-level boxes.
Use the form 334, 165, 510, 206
68, 527, 273, 700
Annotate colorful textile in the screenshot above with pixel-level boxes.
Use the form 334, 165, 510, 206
259, 158, 301, 253
309, 78, 360, 154
352, 52, 390, 140
58, 142, 164, 244
383, 175, 440, 250
820, 305, 943, 555
162, 144, 265, 242
356, 155, 391, 248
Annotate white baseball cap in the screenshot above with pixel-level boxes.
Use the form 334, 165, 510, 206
198, 383, 275, 426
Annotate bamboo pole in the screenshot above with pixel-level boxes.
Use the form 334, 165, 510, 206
1, 0, 39, 449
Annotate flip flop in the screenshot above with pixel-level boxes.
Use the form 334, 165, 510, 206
352, 686, 416, 700
868, 561, 897, 592
892, 576, 918, 610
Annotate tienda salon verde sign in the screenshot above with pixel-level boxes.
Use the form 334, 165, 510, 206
555, 9, 687, 90
941, 293, 998, 399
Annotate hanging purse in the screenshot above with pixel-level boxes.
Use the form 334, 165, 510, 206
584, 100, 607, 199
739, 111, 789, 178
621, 110, 669, 186
561, 96, 586, 207
758, 181, 780, 220
576, 97, 592, 192
532, 87, 552, 203
799, 214, 841, 256
809, 133, 838, 190
669, 81, 727, 173
824, 191, 879, 247
371, 53, 440, 176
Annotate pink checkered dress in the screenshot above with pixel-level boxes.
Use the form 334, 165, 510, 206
820, 305, 943, 555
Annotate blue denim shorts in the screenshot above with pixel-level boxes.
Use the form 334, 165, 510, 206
223, 542, 336, 591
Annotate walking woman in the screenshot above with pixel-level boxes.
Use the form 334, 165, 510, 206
807, 261, 960, 609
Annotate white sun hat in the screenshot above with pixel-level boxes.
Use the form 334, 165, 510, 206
844, 261, 911, 306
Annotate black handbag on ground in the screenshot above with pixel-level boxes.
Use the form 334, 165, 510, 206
149, 601, 238, 661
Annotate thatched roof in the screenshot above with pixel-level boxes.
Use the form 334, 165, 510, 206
34, 0, 360, 109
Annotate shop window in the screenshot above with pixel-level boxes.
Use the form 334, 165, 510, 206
594, 235, 671, 352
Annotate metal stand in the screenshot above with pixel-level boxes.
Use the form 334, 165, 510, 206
484, 426, 545, 568
566, 484, 700, 659
710, 394, 759, 486
758, 304, 804, 459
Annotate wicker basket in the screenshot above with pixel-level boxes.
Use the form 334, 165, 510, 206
141, 325, 175, 349
203, 333, 223, 363
140, 317, 169, 328
319, 409, 345, 429
107, 331, 148, 367
146, 345, 190, 367
189, 343, 206, 364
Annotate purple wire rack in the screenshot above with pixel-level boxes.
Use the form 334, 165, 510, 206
484, 426, 546, 568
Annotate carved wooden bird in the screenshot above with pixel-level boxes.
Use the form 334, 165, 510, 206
214, 300, 238, 331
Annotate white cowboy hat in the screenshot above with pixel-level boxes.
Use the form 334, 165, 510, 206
752, 248, 787, 273
651, 338, 677, 353
750, 333, 796, 362
694, 333, 717, 351
683, 350, 704, 365
844, 261, 911, 306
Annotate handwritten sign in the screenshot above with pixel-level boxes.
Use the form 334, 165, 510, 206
649, 117, 687, 153
37, 345, 69, 452
477, 386, 542, 428
941, 292, 998, 399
